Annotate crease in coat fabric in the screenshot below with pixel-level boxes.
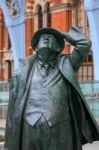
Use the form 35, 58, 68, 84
68, 82, 82, 150
68, 82, 99, 148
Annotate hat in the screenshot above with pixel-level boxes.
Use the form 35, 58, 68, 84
31, 28, 65, 52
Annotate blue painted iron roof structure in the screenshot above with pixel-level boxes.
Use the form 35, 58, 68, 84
84, 0, 99, 80
0, 0, 25, 70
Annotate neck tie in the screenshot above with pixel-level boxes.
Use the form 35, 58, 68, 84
40, 64, 49, 77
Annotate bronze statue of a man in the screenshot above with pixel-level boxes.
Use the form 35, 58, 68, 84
5, 27, 99, 150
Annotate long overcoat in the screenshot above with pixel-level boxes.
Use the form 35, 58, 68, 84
5, 27, 99, 150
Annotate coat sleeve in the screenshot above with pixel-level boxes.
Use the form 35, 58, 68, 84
65, 27, 92, 72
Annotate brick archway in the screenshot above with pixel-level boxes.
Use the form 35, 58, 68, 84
33, 4, 43, 31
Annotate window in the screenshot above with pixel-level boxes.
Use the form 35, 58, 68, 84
77, 54, 94, 81
8, 33, 11, 50
38, 5, 43, 29
6, 60, 12, 80
87, 17, 89, 27
47, 3, 51, 27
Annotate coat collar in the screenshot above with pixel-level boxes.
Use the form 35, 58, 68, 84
19, 54, 37, 65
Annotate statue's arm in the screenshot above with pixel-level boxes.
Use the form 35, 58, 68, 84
61, 27, 92, 72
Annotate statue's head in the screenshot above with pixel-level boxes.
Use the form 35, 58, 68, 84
31, 28, 65, 53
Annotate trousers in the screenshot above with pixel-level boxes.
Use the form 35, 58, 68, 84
21, 115, 74, 150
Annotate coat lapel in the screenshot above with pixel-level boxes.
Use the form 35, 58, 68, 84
58, 55, 84, 98
14, 55, 37, 122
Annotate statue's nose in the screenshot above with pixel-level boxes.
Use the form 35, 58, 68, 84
44, 36, 49, 40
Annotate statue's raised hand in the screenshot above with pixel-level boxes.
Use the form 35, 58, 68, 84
55, 28, 68, 40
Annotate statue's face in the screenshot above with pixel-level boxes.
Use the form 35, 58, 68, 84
35, 34, 61, 62
36, 34, 61, 52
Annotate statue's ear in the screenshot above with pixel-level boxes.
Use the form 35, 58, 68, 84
55, 42, 62, 53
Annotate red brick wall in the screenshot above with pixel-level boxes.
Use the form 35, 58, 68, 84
51, 10, 72, 31
51, 11, 67, 30
51, 9, 72, 54
0, 68, 5, 81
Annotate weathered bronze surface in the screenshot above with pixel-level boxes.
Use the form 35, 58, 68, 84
5, 27, 99, 150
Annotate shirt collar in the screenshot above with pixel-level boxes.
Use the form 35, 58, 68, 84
37, 59, 57, 69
